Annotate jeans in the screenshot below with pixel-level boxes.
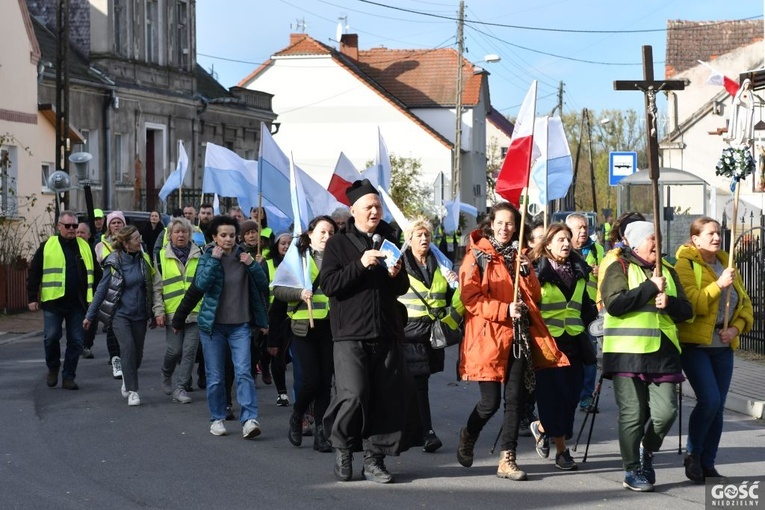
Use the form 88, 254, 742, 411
111, 316, 147, 392
43, 308, 85, 380
681, 346, 734, 469
612, 375, 678, 471
200, 323, 258, 423
162, 323, 200, 391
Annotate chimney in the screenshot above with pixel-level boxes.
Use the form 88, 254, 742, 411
340, 34, 359, 60
290, 33, 308, 46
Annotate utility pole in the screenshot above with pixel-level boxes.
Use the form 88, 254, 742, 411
550, 81, 564, 117
452, 0, 464, 201
56, 0, 70, 175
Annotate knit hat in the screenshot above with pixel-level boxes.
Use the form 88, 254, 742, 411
241, 220, 259, 236
346, 179, 379, 206
93, 208, 104, 219
624, 221, 654, 249
106, 211, 126, 227
274, 231, 292, 244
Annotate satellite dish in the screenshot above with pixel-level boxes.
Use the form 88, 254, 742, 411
336, 22, 343, 43
47, 170, 72, 192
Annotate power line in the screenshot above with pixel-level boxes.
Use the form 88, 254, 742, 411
355, 0, 761, 34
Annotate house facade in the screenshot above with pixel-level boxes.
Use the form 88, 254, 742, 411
238, 33, 496, 221
27, 0, 275, 213
661, 20, 765, 222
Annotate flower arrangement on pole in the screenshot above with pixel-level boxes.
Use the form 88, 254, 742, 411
715, 146, 755, 191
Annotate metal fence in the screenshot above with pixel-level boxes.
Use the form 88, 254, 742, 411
723, 213, 765, 355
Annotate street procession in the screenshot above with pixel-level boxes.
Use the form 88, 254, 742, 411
2, 1, 765, 508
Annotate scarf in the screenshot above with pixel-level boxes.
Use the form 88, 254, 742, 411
488, 235, 536, 392
550, 258, 576, 290
171, 243, 191, 265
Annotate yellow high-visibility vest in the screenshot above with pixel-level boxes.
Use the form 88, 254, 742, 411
41, 236, 95, 303
603, 262, 681, 354
159, 249, 200, 314
286, 256, 328, 320
539, 278, 586, 337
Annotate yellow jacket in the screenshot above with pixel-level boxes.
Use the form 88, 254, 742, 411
674, 244, 753, 349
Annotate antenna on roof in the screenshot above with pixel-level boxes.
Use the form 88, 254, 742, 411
208, 63, 218, 81
295, 18, 308, 33
335, 16, 349, 46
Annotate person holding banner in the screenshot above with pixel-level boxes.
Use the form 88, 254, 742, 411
320, 179, 419, 484
274, 215, 337, 453
600, 221, 692, 492
674, 217, 753, 482
456, 202, 566, 482
398, 218, 463, 454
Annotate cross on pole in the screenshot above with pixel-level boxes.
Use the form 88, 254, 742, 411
614, 45, 685, 273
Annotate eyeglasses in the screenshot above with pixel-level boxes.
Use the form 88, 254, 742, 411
59, 223, 78, 229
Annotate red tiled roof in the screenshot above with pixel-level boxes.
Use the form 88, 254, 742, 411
665, 19, 764, 77
356, 48, 483, 107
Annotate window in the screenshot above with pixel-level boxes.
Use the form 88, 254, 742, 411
176, 0, 189, 69
145, 0, 159, 64
113, 0, 128, 57
0, 146, 18, 217
78, 130, 100, 182
115, 133, 128, 183
41, 162, 53, 190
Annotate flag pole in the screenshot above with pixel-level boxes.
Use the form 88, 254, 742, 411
722, 178, 740, 330
514, 188, 529, 302
256, 192, 263, 256
301, 250, 314, 328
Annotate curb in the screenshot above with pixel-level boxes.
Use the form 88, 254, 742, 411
682, 385, 764, 420
0, 330, 43, 347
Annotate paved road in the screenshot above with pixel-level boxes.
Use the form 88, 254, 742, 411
1, 327, 764, 509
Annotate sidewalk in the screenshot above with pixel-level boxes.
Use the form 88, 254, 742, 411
2, 309, 764, 419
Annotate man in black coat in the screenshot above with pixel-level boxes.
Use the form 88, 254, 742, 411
320, 179, 421, 484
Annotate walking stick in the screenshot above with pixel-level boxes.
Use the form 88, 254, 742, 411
573, 372, 603, 462
678, 381, 683, 454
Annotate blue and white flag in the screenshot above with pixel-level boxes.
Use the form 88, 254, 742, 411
362, 128, 392, 190
258, 123, 292, 217
531, 116, 573, 203
159, 140, 189, 201
202, 143, 259, 213
377, 186, 409, 232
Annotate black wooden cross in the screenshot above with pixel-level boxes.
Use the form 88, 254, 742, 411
614, 45, 685, 272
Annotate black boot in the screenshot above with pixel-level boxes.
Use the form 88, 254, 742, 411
313, 424, 333, 453
684, 453, 704, 484
288, 412, 303, 447
335, 449, 353, 481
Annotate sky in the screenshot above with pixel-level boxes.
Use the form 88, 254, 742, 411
197, 0, 762, 120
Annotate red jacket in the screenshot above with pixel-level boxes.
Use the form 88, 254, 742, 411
458, 230, 568, 382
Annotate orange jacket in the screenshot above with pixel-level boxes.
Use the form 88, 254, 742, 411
457, 230, 568, 382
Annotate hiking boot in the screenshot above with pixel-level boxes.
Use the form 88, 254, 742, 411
640, 444, 655, 484
684, 453, 704, 484
161, 374, 173, 395
623, 470, 654, 492
457, 427, 479, 467
111, 356, 123, 379
172, 388, 192, 404
497, 450, 528, 481
210, 419, 227, 436
579, 396, 593, 411
529, 421, 550, 459
62, 379, 79, 390
276, 393, 290, 407
313, 424, 333, 453
334, 449, 353, 481
555, 448, 577, 471
243, 419, 261, 439
363, 454, 393, 484
46, 370, 59, 388
288, 413, 303, 446
82, 348, 94, 359
422, 429, 443, 453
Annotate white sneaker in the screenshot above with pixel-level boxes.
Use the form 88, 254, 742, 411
127, 391, 140, 406
121, 381, 128, 398
172, 388, 192, 404
243, 419, 261, 439
111, 356, 123, 379
210, 419, 227, 436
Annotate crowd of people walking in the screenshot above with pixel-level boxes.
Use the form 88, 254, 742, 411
27, 188, 753, 490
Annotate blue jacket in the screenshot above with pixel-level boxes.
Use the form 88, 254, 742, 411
193, 245, 269, 334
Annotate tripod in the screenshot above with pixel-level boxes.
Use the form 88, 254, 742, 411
573, 372, 603, 462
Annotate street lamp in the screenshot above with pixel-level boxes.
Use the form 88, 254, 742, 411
453, 53, 501, 201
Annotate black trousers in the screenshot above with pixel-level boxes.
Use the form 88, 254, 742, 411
291, 319, 334, 423
466, 353, 526, 452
